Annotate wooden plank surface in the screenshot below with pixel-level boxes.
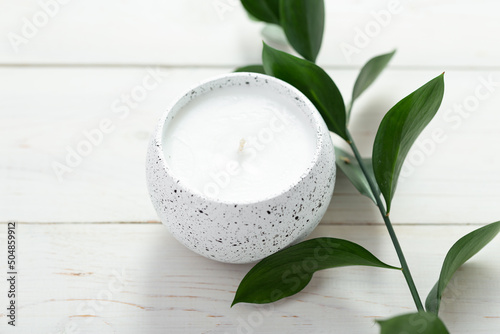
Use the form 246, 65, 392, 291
1, 0, 500, 67
0, 224, 499, 334
2, 67, 500, 224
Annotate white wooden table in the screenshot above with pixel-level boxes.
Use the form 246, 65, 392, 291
1, 1, 500, 333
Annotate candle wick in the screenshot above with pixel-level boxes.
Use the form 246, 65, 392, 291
238, 138, 246, 152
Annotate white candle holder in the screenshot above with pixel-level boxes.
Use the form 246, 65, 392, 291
146, 72, 336, 263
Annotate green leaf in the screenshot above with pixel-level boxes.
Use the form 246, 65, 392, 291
349, 50, 396, 122
377, 312, 449, 334
262, 43, 348, 140
234, 64, 266, 74
232, 237, 399, 306
425, 221, 500, 314
352, 50, 396, 103
372, 73, 445, 213
335, 147, 379, 204
246, 12, 261, 22
280, 0, 324, 62
241, 0, 280, 25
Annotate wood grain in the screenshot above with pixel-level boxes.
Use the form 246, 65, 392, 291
0, 224, 498, 333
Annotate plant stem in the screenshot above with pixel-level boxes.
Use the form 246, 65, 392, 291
346, 101, 353, 124
346, 130, 424, 312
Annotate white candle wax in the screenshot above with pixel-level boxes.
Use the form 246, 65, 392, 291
163, 85, 317, 203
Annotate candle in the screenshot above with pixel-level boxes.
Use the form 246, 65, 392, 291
162, 85, 317, 203
147, 73, 336, 263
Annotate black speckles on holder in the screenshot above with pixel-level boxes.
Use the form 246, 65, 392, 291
146, 72, 336, 264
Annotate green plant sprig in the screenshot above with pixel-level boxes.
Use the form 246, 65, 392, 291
231, 1, 500, 332
347, 129, 424, 311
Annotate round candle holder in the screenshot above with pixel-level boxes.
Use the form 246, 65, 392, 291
146, 72, 336, 264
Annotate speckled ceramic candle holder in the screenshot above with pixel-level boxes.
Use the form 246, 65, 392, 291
146, 73, 336, 264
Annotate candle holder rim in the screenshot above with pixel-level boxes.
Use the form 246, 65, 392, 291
151, 71, 332, 206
